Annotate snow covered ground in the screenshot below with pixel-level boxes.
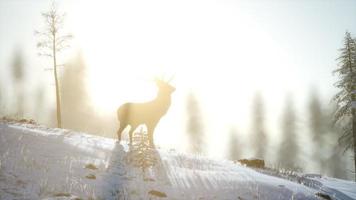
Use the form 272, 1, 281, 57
0, 121, 355, 200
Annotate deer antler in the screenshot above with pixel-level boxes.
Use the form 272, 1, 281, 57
155, 73, 175, 83
166, 74, 175, 83
156, 74, 175, 83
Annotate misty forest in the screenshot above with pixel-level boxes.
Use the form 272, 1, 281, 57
0, 0, 356, 199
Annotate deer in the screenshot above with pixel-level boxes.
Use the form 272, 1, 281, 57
117, 78, 175, 148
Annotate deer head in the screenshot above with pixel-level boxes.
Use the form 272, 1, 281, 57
154, 75, 175, 94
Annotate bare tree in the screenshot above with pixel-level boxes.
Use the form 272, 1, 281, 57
35, 2, 72, 128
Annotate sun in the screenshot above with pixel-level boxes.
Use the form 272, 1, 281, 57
84, 55, 164, 114
67, 9, 156, 112
64, 0, 298, 155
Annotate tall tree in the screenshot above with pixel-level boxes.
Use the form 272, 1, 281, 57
61, 52, 91, 132
186, 93, 205, 154
61, 52, 114, 136
278, 96, 299, 170
34, 85, 45, 122
308, 89, 326, 170
325, 104, 348, 179
250, 92, 267, 159
228, 128, 241, 161
0, 79, 2, 116
327, 145, 347, 179
11, 48, 25, 118
332, 31, 356, 180
35, 2, 72, 128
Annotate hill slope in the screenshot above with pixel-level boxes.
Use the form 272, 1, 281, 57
0, 122, 355, 200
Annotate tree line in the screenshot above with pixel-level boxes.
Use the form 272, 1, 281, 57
186, 32, 356, 180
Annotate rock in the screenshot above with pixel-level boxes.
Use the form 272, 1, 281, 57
144, 177, 155, 182
84, 163, 98, 170
148, 190, 167, 198
315, 192, 332, 200
0, 117, 36, 125
130, 190, 139, 195
53, 193, 71, 197
19, 118, 36, 124
85, 174, 96, 179
42, 193, 83, 200
237, 159, 265, 168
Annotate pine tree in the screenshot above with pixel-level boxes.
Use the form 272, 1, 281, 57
327, 145, 347, 179
0, 80, 3, 116
34, 85, 45, 122
35, 2, 72, 128
250, 92, 267, 159
228, 128, 241, 161
61, 52, 90, 131
278, 96, 299, 170
332, 31, 356, 180
186, 93, 205, 154
126, 129, 157, 179
308, 89, 326, 170
325, 104, 347, 178
11, 49, 25, 118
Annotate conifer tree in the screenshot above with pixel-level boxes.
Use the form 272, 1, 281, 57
332, 31, 356, 180
278, 96, 299, 170
228, 128, 241, 161
11, 49, 25, 118
250, 92, 267, 159
61, 52, 90, 131
308, 89, 326, 170
186, 93, 205, 154
126, 129, 157, 179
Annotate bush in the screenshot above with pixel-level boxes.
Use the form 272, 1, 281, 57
126, 129, 157, 177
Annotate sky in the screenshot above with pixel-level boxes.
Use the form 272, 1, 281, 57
0, 0, 356, 161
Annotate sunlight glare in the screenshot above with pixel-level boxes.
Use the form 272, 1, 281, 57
66, 0, 304, 154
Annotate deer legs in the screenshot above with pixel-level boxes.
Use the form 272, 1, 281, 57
128, 126, 137, 145
118, 123, 156, 148
117, 124, 126, 142
147, 126, 156, 148
118, 124, 138, 146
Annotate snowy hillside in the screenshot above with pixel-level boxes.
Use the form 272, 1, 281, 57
0, 121, 356, 200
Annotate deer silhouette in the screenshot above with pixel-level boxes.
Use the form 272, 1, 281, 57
117, 78, 175, 147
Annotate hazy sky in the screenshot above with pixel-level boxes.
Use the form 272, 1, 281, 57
1, 0, 356, 159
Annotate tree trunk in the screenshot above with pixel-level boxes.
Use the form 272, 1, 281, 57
53, 31, 62, 128
353, 105, 356, 181
352, 82, 355, 181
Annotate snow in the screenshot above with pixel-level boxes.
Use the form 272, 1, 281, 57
299, 175, 356, 200
1, 122, 356, 200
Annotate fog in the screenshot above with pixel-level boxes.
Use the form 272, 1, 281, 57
0, 0, 355, 180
